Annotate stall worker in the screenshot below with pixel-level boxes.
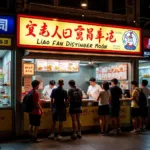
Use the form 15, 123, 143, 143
87, 77, 102, 100
42, 80, 57, 100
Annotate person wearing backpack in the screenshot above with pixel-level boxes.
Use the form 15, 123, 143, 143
68, 80, 82, 140
140, 80, 150, 131
126, 81, 142, 133
97, 82, 111, 135
29, 80, 43, 142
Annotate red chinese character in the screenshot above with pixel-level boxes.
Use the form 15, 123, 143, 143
26, 20, 37, 37
106, 30, 116, 42
51, 26, 62, 39
87, 28, 94, 41
63, 28, 72, 38
74, 25, 85, 41
95, 28, 104, 43
39, 22, 50, 37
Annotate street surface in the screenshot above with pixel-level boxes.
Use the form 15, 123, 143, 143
1, 132, 150, 150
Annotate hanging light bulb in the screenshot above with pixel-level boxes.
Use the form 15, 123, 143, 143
81, 0, 87, 8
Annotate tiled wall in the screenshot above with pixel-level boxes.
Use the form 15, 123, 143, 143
35, 66, 96, 93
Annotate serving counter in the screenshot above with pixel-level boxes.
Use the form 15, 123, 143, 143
23, 99, 131, 134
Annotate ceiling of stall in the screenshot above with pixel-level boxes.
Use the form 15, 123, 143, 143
24, 49, 143, 62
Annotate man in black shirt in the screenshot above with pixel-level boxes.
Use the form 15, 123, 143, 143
48, 79, 68, 140
109, 78, 122, 135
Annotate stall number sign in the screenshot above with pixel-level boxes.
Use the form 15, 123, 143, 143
0, 38, 11, 46
17, 14, 141, 55
23, 63, 34, 76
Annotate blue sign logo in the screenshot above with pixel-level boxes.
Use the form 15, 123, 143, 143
0, 16, 15, 35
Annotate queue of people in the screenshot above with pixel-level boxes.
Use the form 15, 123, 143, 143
26, 77, 150, 143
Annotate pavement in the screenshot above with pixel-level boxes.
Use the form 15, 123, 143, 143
1, 132, 150, 150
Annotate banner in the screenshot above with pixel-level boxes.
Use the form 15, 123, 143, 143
0, 16, 15, 35
144, 37, 150, 49
24, 106, 131, 130
17, 15, 141, 55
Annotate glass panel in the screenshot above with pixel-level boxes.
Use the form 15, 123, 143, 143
139, 60, 150, 88
0, 50, 11, 107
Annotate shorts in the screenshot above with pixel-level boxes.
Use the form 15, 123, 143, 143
110, 106, 120, 117
69, 107, 82, 114
52, 107, 66, 122
131, 108, 140, 117
29, 114, 41, 127
140, 107, 148, 118
98, 105, 110, 116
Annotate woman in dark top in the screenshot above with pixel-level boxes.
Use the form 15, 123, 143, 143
68, 80, 82, 140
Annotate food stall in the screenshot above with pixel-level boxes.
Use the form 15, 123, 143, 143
0, 15, 15, 138
17, 14, 142, 134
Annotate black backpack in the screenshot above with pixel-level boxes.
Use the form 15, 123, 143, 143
136, 89, 147, 108
22, 90, 34, 113
70, 88, 82, 108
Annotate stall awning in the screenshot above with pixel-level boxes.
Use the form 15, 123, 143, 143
24, 49, 144, 62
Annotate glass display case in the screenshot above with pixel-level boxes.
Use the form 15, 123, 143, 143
139, 61, 150, 88
0, 51, 11, 107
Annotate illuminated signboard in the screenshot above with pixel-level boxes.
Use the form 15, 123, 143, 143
17, 14, 141, 55
0, 38, 11, 46
35, 59, 79, 72
0, 16, 15, 35
144, 37, 150, 50
96, 64, 128, 81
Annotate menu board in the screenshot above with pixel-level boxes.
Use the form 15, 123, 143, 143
120, 81, 129, 89
36, 59, 79, 72
36, 59, 47, 71
23, 63, 35, 76
96, 64, 128, 81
